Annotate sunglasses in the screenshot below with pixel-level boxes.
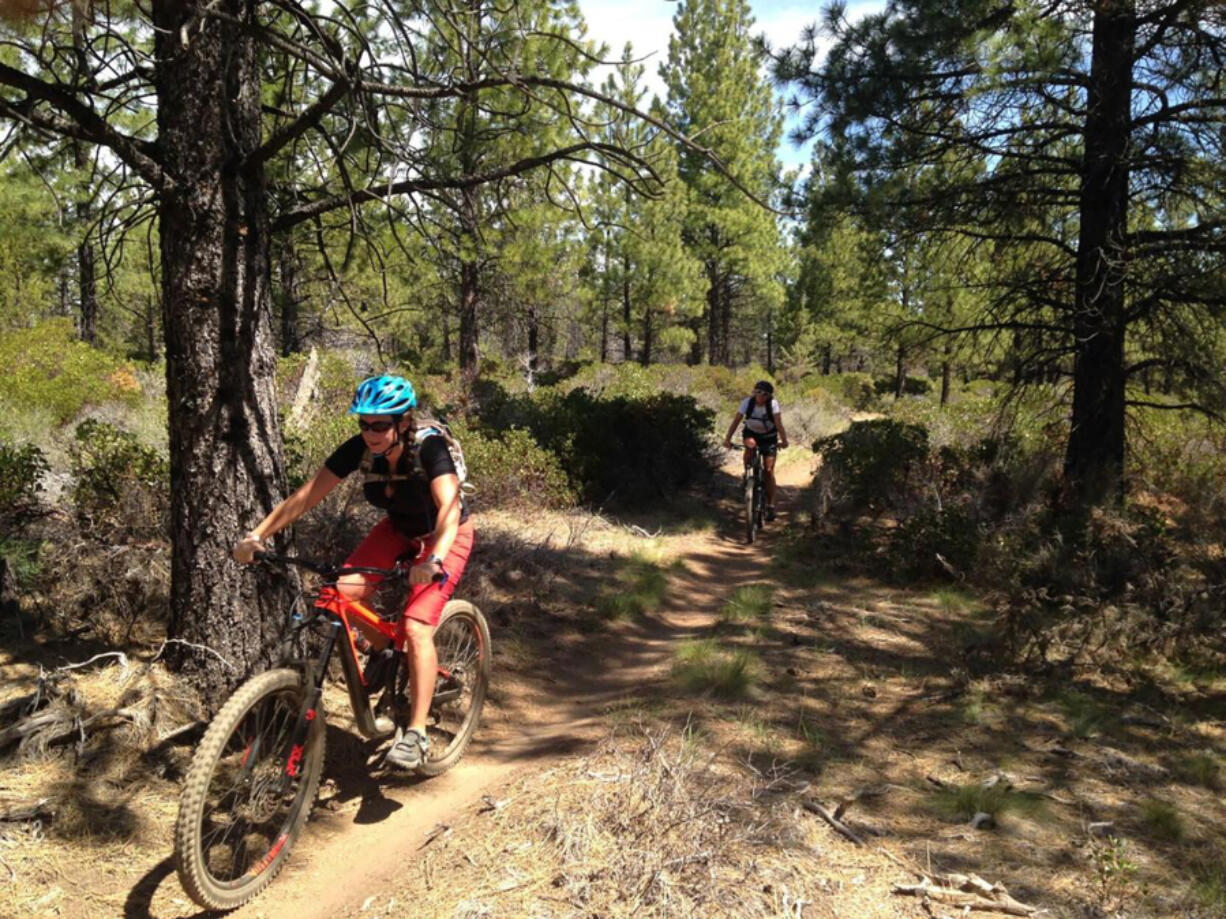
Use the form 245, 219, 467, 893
358, 420, 396, 433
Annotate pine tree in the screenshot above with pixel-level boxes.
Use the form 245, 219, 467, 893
777, 0, 1226, 506
661, 0, 785, 367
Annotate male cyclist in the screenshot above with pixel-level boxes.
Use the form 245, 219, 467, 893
722, 380, 789, 521
232, 375, 474, 770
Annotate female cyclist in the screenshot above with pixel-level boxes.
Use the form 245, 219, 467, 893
232, 374, 474, 770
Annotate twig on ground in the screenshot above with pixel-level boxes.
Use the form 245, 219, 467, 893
151, 638, 235, 672
801, 798, 867, 846
893, 872, 1040, 916
55, 651, 130, 675
0, 798, 56, 822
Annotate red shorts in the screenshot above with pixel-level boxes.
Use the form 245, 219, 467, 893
344, 518, 475, 629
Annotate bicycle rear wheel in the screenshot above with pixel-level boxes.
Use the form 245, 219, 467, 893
174, 668, 325, 910
744, 469, 757, 544
419, 600, 491, 776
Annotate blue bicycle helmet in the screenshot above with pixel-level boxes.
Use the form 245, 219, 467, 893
349, 375, 417, 415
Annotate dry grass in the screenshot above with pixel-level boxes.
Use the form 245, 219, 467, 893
343, 723, 895, 919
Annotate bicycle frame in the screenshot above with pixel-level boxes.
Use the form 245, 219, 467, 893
265, 555, 450, 787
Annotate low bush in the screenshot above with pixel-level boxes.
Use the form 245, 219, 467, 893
69, 419, 169, 539
873, 375, 933, 397
0, 441, 49, 531
0, 319, 142, 426
453, 422, 574, 509
814, 419, 929, 515
475, 383, 717, 508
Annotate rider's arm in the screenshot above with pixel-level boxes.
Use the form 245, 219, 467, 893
234, 467, 342, 562
411, 473, 460, 584
773, 412, 789, 448
723, 411, 744, 446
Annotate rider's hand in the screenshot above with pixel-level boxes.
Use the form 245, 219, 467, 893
409, 559, 442, 585
722, 439, 733, 450
233, 532, 264, 564
780, 439, 789, 449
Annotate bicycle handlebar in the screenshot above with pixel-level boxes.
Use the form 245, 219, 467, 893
253, 551, 446, 583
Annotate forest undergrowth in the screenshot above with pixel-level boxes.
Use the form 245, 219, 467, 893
2, 356, 1226, 918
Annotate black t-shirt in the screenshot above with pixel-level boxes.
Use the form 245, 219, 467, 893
325, 433, 467, 538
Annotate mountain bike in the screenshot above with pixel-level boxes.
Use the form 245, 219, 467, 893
737, 442, 767, 544
173, 551, 490, 911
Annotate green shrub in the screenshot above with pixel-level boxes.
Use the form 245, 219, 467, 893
890, 504, 980, 578
873, 375, 933, 397
0, 441, 49, 531
821, 373, 877, 412
454, 423, 574, 509
814, 419, 929, 514
70, 419, 169, 538
0, 319, 142, 425
476, 383, 717, 508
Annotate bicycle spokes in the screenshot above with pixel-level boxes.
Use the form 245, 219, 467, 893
198, 691, 303, 884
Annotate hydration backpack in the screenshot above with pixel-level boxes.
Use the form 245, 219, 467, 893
358, 419, 471, 490
741, 395, 777, 431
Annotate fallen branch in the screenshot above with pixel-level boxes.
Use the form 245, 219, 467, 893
801, 798, 867, 846
894, 873, 1039, 916
55, 651, 130, 675
0, 797, 56, 822
151, 638, 235, 672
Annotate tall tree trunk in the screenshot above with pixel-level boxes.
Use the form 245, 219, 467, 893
155, 0, 290, 702
441, 305, 452, 362
894, 341, 905, 400
821, 344, 832, 375
145, 294, 158, 362
940, 339, 952, 407
687, 314, 703, 365
526, 303, 539, 372
765, 304, 774, 374
72, 2, 97, 346
277, 235, 299, 356
621, 251, 632, 362
600, 296, 610, 362
719, 276, 732, 366
1065, 0, 1135, 508
640, 307, 653, 366
705, 262, 719, 365
458, 255, 480, 376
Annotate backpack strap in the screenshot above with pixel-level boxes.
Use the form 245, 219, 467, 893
359, 447, 418, 484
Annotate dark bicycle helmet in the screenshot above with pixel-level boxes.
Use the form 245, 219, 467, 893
753, 380, 774, 395
349, 375, 417, 415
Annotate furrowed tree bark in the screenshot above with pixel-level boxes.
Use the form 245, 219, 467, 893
72, 1, 96, 346
155, 0, 291, 702
640, 306, 653, 366
621, 249, 631, 362
1065, 0, 1135, 507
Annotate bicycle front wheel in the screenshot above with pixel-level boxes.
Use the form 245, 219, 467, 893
744, 471, 757, 544
174, 668, 325, 910
420, 600, 491, 776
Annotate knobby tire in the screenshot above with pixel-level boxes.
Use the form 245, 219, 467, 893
418, 599, 491, 776
174, 668, 325, 911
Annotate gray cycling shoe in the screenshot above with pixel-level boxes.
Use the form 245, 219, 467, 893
384, 726, 430, 770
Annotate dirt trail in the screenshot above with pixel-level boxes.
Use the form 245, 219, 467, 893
125, 458, 817, 919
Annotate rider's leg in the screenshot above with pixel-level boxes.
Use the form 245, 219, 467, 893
399, 519, 477, 730
764, 454, 777, 507
404, 619, 438, 732
743, 435, 758, 470
339, 518, 414, 651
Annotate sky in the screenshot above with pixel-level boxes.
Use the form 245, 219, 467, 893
576, 0, 887, 170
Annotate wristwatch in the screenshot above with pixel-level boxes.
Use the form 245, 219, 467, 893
426, 553, 445, 567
